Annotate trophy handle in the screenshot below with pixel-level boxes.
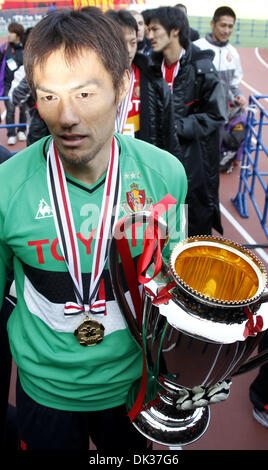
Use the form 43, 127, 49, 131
233, 288, 268, 376
109, 211, 169, 346
260, 288, 268, 304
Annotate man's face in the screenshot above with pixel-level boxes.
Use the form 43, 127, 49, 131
123, 26, 137, 66
211, 15, 235, 43
34, 47, 129, 167
148, 20, 172, 52
132, 13, 145, 42
8, 31, 20, 43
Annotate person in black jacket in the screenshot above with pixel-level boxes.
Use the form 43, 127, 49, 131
9, 73, 49, 146
0, 22, 27, 146
105, 9, 182, 161
129, 10, 152, 58
147, 6, 227, 237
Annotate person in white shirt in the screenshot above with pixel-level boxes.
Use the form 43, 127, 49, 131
194, 6, 246, 116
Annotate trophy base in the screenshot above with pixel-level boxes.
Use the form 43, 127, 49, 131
130, 393, 210, 448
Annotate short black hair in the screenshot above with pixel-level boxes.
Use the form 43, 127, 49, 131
142, 8, 154, 25
148, 6, 189, 49
106, 9, 138, 34
24, 8, 129, 101
213, 6, 236, 23
175, 4, 187, 13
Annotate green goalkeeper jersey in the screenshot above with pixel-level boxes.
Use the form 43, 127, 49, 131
0, 133, 187, 411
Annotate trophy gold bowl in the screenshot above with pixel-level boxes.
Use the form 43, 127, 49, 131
109, 212, 268, 447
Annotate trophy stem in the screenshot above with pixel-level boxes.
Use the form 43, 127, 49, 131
130, 389, 210, 448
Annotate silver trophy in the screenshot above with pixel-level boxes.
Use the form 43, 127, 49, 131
109, 211, 268, 447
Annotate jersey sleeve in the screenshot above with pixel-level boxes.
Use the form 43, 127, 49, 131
230, 50, 244, 97
0, 210, 13, 309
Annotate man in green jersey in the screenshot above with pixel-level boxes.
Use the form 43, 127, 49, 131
0, 9, 187, 452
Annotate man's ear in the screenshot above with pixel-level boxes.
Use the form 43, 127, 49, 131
171, 28, 180, 38
117, 69, 130, 105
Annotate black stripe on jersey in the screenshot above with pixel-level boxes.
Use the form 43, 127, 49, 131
21, 257, 139, 304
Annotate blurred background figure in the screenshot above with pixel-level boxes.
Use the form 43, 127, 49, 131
8, 26, 49, 146
147, 6, 226, 237
0, 22, 27, 146
175, 3, 200, 41
47, 2, 57, 13
106, 9, 181, 159
129, 10, 152, 57
194, 6, 246, 116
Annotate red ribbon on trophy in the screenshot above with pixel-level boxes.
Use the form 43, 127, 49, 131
114, 194, 178, 422
243, 306, 263, 338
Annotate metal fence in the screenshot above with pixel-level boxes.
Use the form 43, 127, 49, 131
232, 95, 268, 239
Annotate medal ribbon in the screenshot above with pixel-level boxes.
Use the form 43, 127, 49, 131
161, 59, 179, 91
115, 65, 135, 133
47, 137, 121, 316
161, 49, 185, 92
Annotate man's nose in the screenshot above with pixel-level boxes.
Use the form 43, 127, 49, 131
58, 99, 80, 128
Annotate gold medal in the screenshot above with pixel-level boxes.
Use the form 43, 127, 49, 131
74, 317, 105, 346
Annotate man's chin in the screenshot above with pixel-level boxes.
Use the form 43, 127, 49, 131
58, 149, 94, 167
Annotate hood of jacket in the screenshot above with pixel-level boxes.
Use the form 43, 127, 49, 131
205, 32, 229, 48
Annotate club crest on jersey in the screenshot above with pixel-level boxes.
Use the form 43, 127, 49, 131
123, 182, 152, 213
35, 198, 54, 219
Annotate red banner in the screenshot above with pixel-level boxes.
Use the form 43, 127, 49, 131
0, 0, 146, 11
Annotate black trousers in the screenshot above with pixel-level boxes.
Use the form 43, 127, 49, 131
0, 289, 17, 451
249, 331, 268, 411
16, 377, 150, 452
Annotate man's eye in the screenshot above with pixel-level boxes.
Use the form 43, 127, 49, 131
79, 92, 90, 98
42, 95, 56, 102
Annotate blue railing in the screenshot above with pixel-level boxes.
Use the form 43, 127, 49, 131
232, 95, 268, 238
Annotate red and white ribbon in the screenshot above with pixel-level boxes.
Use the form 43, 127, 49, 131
47, 137, 121, 316
161, 49, 185, 91
115, 65, 135, 134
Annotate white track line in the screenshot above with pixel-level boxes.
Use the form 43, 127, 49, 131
255, 47, 268, 69
228, 48, 268, 262
220, 203, 268, 264
241, 79, 268, 103
241, 49, 268, 103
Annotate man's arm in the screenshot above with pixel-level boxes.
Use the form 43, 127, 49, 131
230, 50, 246, 107
176, 67, 227, 140
0, 213, 13, 310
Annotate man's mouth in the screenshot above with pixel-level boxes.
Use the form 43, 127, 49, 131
58, 134, 87, 146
